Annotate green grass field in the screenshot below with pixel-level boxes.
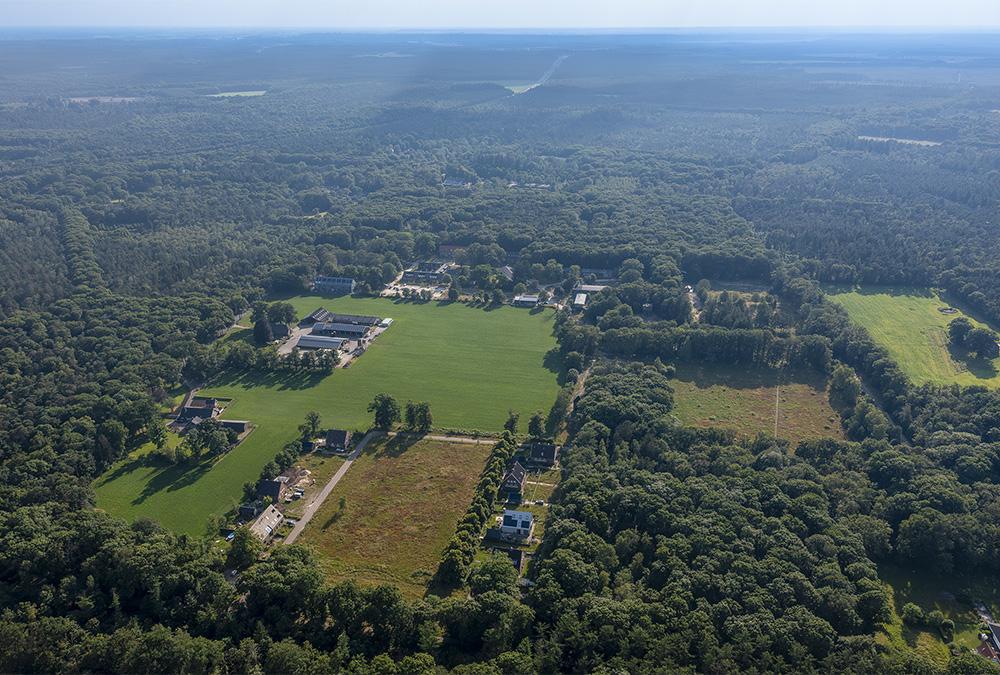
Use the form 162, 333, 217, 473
827, 287, 1000, 387
298, 436, 493, 599
669, 363, 843, 445
93, 297, 559, 536
877, 564, 1000, 666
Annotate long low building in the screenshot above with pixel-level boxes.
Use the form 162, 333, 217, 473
327, 313, 381, 326
312, 322, 370, 338
297, 334, 348, 350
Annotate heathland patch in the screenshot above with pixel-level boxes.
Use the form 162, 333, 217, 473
298, 435, 494, 599
668, 363, 843, 445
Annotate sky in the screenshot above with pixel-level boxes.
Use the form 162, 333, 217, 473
1, 0, 999, 29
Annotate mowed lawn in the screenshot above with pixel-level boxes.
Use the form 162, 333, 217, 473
669, 363, 843, 445
827, 287, 1000, 387
298, 436, 493, 599
93, 297, 558, 536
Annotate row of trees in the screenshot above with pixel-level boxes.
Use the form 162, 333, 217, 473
435, 433, 517, 585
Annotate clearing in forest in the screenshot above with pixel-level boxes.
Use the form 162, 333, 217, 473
877, 564, 1000, 668
668, 363, 843, 445
297, 435, 493, 599
93, 297, 559, 536
827, 286, 1000, 387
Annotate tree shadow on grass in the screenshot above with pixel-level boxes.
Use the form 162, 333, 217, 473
209, 368, 326, 391
672, 362, 828, 392
376, 434, 423, 458
133, 458, 215, 505
543, 347, 565, 382
321, 508, 346, 531
946, 343, 999, 380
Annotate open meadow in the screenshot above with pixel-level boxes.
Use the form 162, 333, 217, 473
298, 435, 493, 599
827, 287, 1000, 387
669, 363, 843, 445
93, 297, 559, 536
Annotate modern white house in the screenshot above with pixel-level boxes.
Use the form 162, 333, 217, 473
500, 509, 535, 539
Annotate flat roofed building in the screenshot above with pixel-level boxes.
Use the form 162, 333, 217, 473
512, 294, 539, 307
573, 293, 588, 308
575, 284, 608, 293
500, 509, 534, 539
311, 322, 370, 338
248, 504, 283, 541
297, 334, 348, 350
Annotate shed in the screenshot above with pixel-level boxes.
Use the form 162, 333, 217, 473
297, 335, 348, 350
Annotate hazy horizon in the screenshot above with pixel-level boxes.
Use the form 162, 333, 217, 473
2, 0, 999, 29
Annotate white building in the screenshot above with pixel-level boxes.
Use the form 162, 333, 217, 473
500, 509, 535, 539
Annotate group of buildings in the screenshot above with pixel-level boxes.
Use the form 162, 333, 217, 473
174, 396, 251, 435
295, 308, 389, 352
239, 427, 355, 542
485, 442, 561, 550
401, 261, 454, 286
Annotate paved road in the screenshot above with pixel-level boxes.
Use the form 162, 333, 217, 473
283, 431, 377, 545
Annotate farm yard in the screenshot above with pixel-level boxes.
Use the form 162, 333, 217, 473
297, 435, 494, 599
827, 287, 1000, 387
93, 297, 559, 536
668, 363, 843, 445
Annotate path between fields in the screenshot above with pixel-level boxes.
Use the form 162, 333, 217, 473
283, 431, 498, 545
283, 430, 378, 545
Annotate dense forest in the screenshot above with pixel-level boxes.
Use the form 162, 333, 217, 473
2, 30, 1000, 673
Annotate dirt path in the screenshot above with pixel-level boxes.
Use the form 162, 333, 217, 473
387, 431, 499, 446
283, 431, 378, 545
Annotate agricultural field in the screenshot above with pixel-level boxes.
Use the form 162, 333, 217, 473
93, 297, 559, 536
297, 436, 494, 599
669, 363, 843, 445
827, 287, 1000, 387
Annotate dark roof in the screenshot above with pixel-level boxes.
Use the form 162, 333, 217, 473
313, 322, 369, 336
525, 443, 560, 464
219, 419, 250, 432
501, 461, 527, 492
315, 275, 355, 285
328, 313, 380, 326
269, 322, 290, 338
303, 307, 332, 324
297, 335, 347, 349
326, 429, 352, 447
